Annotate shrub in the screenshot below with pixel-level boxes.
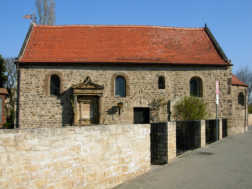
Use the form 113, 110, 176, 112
173, 96, 208, 121
249, 104, 252, 114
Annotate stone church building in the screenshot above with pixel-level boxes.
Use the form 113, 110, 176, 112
15, 23, 248, 135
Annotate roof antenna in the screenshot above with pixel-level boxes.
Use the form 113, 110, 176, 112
23, 13, 37, 25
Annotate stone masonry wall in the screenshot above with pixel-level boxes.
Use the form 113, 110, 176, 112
0, 124, 150, 189
230, 85, 248, 135
248, 114, 252, 126
18, 64, 233, 129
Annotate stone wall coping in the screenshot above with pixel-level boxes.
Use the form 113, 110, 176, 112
153, 119, 223, 124
0, 124, 150, 138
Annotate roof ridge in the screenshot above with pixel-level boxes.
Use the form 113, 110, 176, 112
33, 24, 204, 30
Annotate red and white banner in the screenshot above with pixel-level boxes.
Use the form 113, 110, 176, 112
216, 80, 219, 105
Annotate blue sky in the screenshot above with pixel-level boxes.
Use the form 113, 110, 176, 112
1, 0, 251, 72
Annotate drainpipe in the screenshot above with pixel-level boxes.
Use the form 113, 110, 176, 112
245, 89, 247, 132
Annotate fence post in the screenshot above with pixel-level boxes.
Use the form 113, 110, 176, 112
200, 120, 206, 147
167, 121, 176, 163
219, 118, 223, 140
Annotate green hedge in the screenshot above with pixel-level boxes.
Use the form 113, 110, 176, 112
173, 96, 208, 121
249, 104, 252, 114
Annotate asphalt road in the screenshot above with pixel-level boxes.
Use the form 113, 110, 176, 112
115, 127, 252, 189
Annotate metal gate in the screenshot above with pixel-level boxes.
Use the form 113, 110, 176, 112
222, 119, 228, 138
176, 121, 201, 155
205, 120, 218, 144
150, 123, 168, 164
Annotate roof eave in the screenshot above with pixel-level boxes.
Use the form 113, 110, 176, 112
17, 23, 34, 62
204, 25, 231, 64
16, 61, 231, 67
232, 84, 248, 87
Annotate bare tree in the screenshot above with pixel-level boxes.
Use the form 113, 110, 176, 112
4, 57, 17, 128
36, 0, 55, 25
236, 66, 252, 103
0, 54, 7, 88
4, 58, 16, 91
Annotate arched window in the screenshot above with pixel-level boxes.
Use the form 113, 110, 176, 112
115, 76, 126, 97
190, 77, 203, 97
50, 75, 60, 96
158, 76, 165, 89
238, 92, 245, 106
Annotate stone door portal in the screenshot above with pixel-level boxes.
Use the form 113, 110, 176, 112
78, 96, 99, 125
72, 76, 104, 126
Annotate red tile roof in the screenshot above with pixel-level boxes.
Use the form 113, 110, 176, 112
18, 24, 229, 65
232, 75, 248, 87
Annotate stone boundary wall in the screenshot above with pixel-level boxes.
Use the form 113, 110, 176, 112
0, 124, 151, 189
248, 114, 252, 126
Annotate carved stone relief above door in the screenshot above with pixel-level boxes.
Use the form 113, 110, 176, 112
72, 77, 104, 126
